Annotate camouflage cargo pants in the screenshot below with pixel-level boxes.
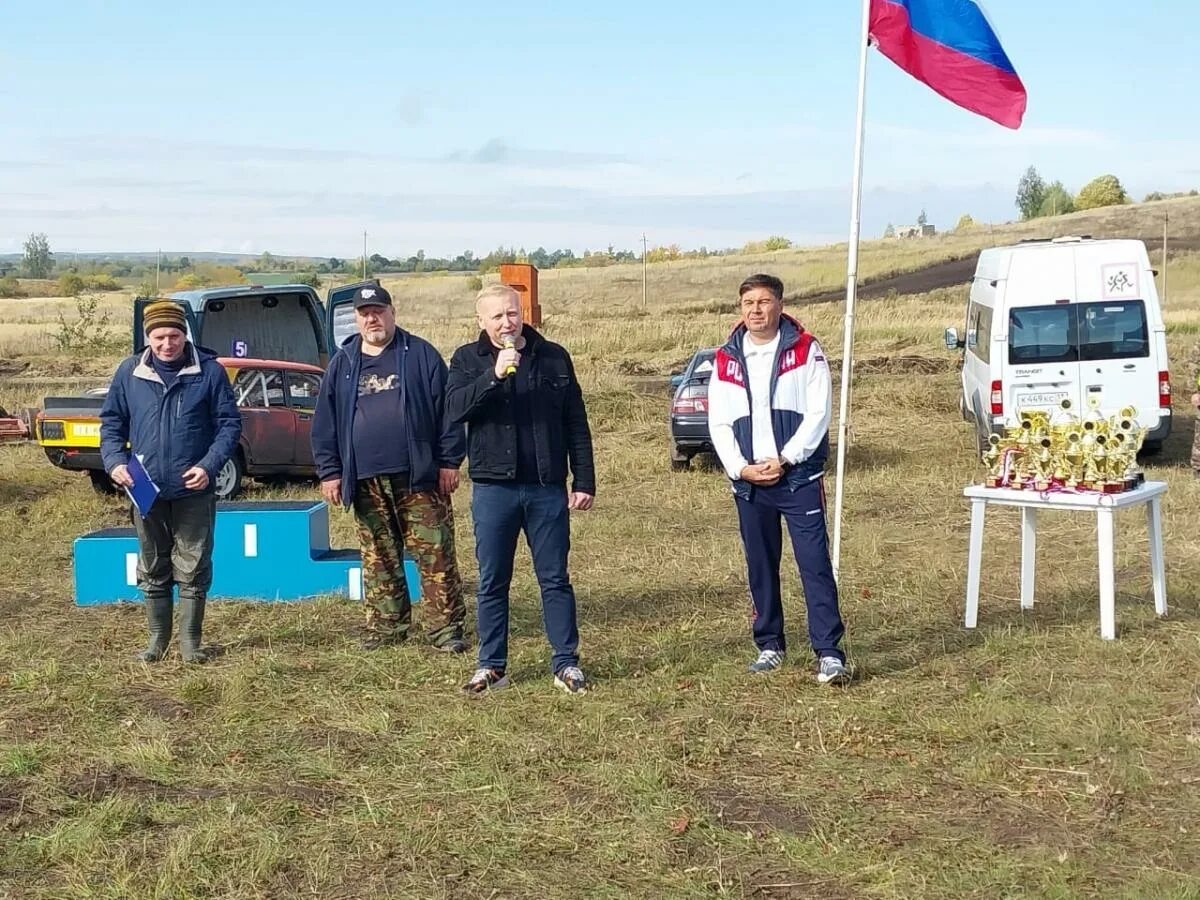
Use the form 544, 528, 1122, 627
352, 474, 466, 646
1193, 414, 1200, 472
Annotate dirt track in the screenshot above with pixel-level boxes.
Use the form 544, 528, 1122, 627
798, 235, 1200, 306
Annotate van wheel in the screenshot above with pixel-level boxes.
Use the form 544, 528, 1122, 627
975, 427, 991, 457
88, 470, 118, 495
214, 454, 244, 500
1139, 441, 1163, 457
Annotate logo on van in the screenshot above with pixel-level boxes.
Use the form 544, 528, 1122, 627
1101, 263, 1138, 299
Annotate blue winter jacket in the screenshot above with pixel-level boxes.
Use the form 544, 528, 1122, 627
310, 330, 466, 506
99, 344, 242, 500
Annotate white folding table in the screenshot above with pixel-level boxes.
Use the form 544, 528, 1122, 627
963, 480, 1167, 639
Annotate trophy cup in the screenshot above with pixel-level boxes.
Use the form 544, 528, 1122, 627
982, 434, 1003, 488
1032, 435, 1054, 491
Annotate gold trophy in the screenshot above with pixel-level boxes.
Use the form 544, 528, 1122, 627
979, 399, 1145, 494
982, 434, 1003, 488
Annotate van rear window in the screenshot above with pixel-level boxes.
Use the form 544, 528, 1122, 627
1008, 301, 1148, 364
1009, 306, 1073, 363
1078, 301, 1148, 360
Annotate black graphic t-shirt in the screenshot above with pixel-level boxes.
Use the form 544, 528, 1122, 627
352, 337, 409, 480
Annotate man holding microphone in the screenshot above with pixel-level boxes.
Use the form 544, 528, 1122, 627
446, 284, 595, 695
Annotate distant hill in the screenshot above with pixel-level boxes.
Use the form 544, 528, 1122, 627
2, 195, 1198, 266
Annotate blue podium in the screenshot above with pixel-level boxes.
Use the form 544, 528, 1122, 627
73, 500, 421, 606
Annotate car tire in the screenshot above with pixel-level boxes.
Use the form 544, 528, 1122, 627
670, 443, 691, 472
214, 453, 244, 500
1139, 440, 1163, 457
88, 469, 118, 495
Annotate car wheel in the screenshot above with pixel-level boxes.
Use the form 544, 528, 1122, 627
1139, 440, 1163, 457
214, 454, 244, 500
88, 469, 118, 495
670, 443, 691, 472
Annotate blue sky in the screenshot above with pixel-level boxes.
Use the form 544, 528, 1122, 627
1, 0, 1196, 257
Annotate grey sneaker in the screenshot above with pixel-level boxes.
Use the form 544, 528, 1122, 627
553, 665, 588, 694
817, 655, 851, 685
434, 637, 468, 654
462, 667, 509, 695
748, 649, 785, 673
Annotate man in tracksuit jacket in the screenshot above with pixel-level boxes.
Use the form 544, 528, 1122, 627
311, 284, 468, 652
707, 274, 850, 684
100, 300, 241, 663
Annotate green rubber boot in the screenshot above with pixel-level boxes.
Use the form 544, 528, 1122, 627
178, 595, 208, 664
137, 594, 173, 662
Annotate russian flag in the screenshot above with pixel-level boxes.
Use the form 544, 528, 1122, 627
869, 0, 1027, 129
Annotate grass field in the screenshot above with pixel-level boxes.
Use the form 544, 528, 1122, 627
3, 208, 1200, 898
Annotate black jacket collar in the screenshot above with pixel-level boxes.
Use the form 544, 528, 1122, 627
474, 323, 543, 356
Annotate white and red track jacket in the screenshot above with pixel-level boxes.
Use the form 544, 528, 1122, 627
707, 314, 832, 499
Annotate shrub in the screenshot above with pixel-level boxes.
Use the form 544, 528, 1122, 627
84, 273, 121, 291
57, 273, 86, 297
54, 293, 119, 355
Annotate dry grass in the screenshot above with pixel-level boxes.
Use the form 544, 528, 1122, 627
2, 211, 1200, 898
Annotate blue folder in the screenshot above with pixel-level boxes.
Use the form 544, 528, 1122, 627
125, 454, 160, 518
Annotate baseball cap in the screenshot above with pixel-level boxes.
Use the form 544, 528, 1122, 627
352, 285, 392, 309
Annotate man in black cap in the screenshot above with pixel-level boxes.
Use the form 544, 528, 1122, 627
100, 300, 241, 663
311, 284, 469, 652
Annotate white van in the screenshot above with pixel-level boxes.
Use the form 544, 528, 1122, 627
945, 236, 1171, 453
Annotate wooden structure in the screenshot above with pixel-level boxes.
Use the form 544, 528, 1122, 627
499, 263, 541, 326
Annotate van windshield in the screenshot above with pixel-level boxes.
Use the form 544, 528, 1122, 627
1008, 300, 1148, 364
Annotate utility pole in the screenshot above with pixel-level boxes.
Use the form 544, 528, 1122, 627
156, 249, 161, 293
362, 230, 368, 280
641, 233, 648, 309
1162, 212, 1169, 303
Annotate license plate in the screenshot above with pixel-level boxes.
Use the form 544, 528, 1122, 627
69, 422, 101, 439
1017, 391, 1069, 409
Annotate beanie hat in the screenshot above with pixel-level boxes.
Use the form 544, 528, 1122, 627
143, 301, 187, 335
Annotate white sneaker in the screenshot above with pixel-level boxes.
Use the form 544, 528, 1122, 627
748, 649, 785, 673
816, 655, 851, 685
553, 665, 588, 694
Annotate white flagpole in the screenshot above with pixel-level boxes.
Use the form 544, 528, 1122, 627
831, 0, 872, 579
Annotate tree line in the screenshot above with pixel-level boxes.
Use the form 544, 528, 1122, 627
1014, 167, 1196, 221
2, 234, 801, 297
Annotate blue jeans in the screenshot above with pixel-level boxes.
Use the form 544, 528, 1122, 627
471, 482, 580, 673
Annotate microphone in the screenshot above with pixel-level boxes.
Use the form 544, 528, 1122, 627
501, 334, 517, 376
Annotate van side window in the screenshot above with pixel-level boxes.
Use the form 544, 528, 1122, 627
965, 304, 979, 352
1009, 306, 1076, 364
1079, 301, 1148, 360
970, 306, 992, 364
974, 309, 993, 364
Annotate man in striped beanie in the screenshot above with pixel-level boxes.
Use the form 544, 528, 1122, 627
100, 300, 241, 663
